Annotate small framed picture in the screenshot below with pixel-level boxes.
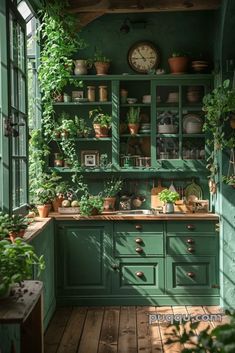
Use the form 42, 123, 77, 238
72, 90, 84, 101
81, 150, 99, 167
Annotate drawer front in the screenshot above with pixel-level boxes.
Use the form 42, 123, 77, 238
167, 221, 216, 234
114, 233, 164, 256
167, 235, 217, 256
112, 258, 164, 295
166, 257, 219, 294
114, 221, 163, 233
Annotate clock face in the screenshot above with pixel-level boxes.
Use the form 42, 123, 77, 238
128, 41, 160, 73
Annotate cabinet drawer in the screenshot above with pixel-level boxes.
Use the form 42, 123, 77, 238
166, 257, 219, 294
114, 233, 163, 256
167, 221, 216, 234
167, 235, 217, 256
112, 258, 164, 295
114, 221, 163, 233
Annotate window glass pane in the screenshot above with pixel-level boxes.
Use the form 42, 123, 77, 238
18, 73, 26, 113
12, 159, 27, 208
11, 66, 18, 109
17, 1, 31, 21
18, 27, 25, 72
19, 159, 27, 205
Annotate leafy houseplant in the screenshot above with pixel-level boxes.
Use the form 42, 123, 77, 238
59, 118, 77, 138
127, 107, 140, 135
93, 48, 111, 75
158, 189, 180, 213
89, 108, 112, 137
168, 51, 189, 74
6, 215, 29, 242
0, 212, 11, 240
103, 177, 123, 211
0, 238, 45, 298
75, 116, 91, 137
33, 173, 56, 217
54, 153, 64, 167
79, 194, 104, 216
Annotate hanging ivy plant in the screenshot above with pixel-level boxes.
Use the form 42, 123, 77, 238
202, 79, 235, 185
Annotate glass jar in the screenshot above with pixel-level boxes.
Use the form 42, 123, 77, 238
120, 88, 128, 104
99, 85, 108, 102
87, 86, 95, 102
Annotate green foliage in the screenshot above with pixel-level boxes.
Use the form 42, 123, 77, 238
223, 175, 235, 186
0, 238, 45, 297
171, 51, 188, 57
103, 177, 123, 197
38, 0, 86, 137
158, 189, 180, 203
166, 310, 235, 353
6, 215, 29, 233
33, 173, 56, 205
0, 213, 12, 239
127, 107, 140, 124
79, 194, 104, 216
89, 108, 112, 127
94, 48, 111, 63
75, 115, 91, 137
60, 119, 77, 137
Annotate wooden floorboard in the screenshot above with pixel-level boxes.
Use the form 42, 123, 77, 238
45, 306, 225, 353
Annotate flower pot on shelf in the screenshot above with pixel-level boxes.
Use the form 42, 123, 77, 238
37, 204, 51, 218
168, 56, 189, 74
94, 62, 110, 75
128, 123, 140, 135
103, 197, 116, 211
93, 124, 110, 138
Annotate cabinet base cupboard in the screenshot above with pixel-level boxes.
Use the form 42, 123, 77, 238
55, 220, 219, 306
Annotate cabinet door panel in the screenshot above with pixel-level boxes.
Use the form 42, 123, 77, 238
166, 257, 219, 294
167, 221, 216, 233
114, 233, 163, 256
57, 222, 111, 296
112, 258, 164, 295
114, 221, 163, 233
167, 235, 217, 255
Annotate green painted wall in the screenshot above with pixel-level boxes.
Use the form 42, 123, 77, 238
79, 11, 216, 74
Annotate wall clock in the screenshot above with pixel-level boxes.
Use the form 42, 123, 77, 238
128, 41, 160, 73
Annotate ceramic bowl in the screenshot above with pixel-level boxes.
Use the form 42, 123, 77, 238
127, 98, 137, 104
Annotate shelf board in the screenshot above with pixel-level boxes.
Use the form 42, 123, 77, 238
121, 103, 151, 107
53, 101, 112, 106
69, 74, 213, 81
120, 134, 151, 137
53, 137, 112, 141
183, 105, 203, 111
182, 134, 205, 138
156, 134, 179, 138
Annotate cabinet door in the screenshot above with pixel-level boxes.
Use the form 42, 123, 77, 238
56, 222, 111, 296
112, 258, 164, 295
166, 256, 219, 295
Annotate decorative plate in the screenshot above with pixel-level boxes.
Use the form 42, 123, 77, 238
184, 181, 203, 201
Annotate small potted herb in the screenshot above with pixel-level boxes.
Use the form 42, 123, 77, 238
89, 107, 112, 137
103, 177, 123, 211
75, 116, 91, 137
168, 51, 189, 74
54, 153, 64, 167
93, 48, 111, 75
0, 238, 45, 298
33, 174, 56, 217
7, 215, 29, 242
59, 119, 77, 138
79, 194, 104, 216
127, 107, 140, 135
158, 189, 180, 213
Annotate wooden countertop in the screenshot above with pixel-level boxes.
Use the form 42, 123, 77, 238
51, 212, 219, 221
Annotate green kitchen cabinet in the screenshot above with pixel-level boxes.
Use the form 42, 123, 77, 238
56, 221, 112, 302
30, 220, 55, 329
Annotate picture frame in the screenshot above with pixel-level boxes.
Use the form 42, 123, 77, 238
81, 150, 99, 167
72, 90, 84, 101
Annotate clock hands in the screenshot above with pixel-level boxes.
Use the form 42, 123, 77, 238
137, 48, 146, 62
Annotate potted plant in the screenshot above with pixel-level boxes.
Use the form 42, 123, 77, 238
89, 108, 112, 137
79, 194, 104, 216
6, 215, 29, 242
59, 118, 77, 138
93, 48, 111, 75
168, 52, 190, 74
33, 174, 56, 217
0, 238, 45, 298
0, 212, 11, 240
75, 116, 91, 137
158, 189, 180, 213
127, 107, 140, 135
54, 153, 64, 167
103, 177, 123, 211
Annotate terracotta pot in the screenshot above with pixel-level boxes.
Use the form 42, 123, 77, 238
9, 229, 26, 242
90, 207, 100, 216
93, 124, 110, 138
128, 123, 140, 135
52, 197, 64, 212
54, 159, 64, 167
94, 62, 110, 75
103, 197, 116, 211
37, 204, 51, 218
168, 56, 189, 74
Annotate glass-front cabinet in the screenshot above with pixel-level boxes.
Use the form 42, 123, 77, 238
50, 74, 212, 174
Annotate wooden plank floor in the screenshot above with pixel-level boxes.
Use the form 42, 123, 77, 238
45, 306, 226, 353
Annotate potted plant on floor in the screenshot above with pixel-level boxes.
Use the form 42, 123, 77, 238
103, 177, 123, 211
158, 189, 180, 213
127, 107, 140, 135
79, 194, 104, 216
93, 48, 111, 75
89, 108, 112, 137
0, 238, 45, 298
168, 52, 190, 74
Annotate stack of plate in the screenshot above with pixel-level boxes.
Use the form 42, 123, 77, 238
139, 123, 151, 134
183, 114, 203, 134
187, 86, 203, 103
191, 60, 209, 73
166, 92, 179, 103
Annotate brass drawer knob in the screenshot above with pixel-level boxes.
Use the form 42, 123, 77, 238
136, 271, 144, 277
187, 247, 195, 253
135, 238, 143, 244
187, 224, 195, 230
186, 238, 194, 244
135, 224, 142, 230
187, 272, 195, 278
135, 247, 143, 253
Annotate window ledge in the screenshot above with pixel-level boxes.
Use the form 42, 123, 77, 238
23, 217, 52, 242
